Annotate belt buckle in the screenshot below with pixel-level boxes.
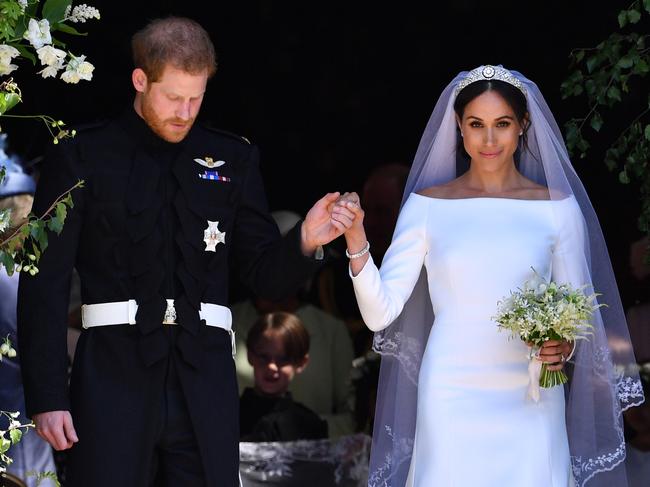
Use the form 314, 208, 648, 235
163, 299, 177, 325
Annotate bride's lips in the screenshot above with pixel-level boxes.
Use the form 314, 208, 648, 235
479, 150, 502, 159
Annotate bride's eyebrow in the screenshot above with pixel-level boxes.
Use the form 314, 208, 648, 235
466, 115, 515, 121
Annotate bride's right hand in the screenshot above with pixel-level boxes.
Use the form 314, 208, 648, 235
333, 192, 366, 242
333, 192, 370, 275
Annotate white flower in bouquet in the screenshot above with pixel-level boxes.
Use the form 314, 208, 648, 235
493, 269, 601, 401
23, 18, 52, 50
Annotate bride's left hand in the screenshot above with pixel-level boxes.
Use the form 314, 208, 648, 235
538, 340, 572, 371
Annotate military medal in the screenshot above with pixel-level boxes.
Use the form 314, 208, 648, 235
199, 170, 231, 182
203, 221, 226, 252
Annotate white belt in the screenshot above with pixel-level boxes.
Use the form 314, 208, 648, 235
81, 299, 235, 353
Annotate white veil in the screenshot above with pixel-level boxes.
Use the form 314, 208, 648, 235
369, 67, 645, 487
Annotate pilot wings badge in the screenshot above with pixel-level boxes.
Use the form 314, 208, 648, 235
194, 156, 226, 168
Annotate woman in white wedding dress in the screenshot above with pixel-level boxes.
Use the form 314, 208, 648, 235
331, 66, 644, 487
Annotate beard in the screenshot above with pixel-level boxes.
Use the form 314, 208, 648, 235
140, 95, 195, 143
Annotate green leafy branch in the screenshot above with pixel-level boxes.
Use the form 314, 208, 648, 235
1, 0, 93, 47
561, 0, 650, 233
0, 410, 34, 473
0, 336, 60, 484
0, 79, 75, 142
1, 0, 99, 143
28, 470, 61, 486
0, 178, 83, 275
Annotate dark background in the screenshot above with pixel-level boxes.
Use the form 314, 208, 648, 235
3, 0, 645, 304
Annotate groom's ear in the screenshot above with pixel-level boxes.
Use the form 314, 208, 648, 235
132, 68, 148, 93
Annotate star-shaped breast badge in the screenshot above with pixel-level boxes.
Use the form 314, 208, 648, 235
203, 220, 226, 252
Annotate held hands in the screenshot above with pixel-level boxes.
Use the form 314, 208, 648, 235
300, 191, 366, 257
333, 192, 365, 235
301, 192, 353, 255
33, 410, 78, 451
333, 192, 367, 251
333, 192, 370, 275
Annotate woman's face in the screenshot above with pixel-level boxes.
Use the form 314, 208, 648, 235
248, 330, 307, 396
457, 90, 524, 172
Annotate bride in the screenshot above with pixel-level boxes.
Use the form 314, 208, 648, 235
332, 66, 644, 486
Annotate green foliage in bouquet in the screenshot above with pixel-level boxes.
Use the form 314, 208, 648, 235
494, 270, 601, 388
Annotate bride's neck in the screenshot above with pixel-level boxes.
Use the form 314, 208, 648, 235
463, 162, 522, 194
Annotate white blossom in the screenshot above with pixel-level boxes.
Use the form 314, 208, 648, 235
37, 45, 66, 67
0, 44, 20, 75
38, 65, 59, 79
36, 45, 66, 78
64, 4, 101, 23
23, 18, 52, 50
0, 208, 11, 233
61, 54, 94, 83
17, 0, 27, 13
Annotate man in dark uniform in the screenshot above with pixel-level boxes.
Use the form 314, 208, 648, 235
17, 17, 353, 487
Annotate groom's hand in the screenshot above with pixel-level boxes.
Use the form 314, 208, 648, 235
300, 192, 357, 255
33, 410, 79, 450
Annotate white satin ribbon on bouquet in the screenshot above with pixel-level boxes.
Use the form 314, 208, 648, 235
526, 346, 542, 403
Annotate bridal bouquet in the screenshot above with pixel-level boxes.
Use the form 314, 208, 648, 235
493, 270, 601, 401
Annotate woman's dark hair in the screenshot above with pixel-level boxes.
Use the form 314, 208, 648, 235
246, 312, 310, 365
453, 80, 531, 162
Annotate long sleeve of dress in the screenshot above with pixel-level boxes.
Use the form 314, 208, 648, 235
350, 195, 428, 331
551, 196, 587, 289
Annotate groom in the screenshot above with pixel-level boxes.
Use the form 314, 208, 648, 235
18, 17, 351, 487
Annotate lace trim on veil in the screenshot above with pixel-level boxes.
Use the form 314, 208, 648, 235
239, 434, 371, 485
570, 347, 645, 486
372, 331, 424, 386
367, 426, 414, 487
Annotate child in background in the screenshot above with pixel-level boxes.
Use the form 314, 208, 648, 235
240, 312, 328, 442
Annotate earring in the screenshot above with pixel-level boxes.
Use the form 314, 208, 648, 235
460, 132, 464, 138
519, 131, 523, 136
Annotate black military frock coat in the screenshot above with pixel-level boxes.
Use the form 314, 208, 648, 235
17, 109, 322, 486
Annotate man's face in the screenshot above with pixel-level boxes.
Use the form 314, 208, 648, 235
134, 65, 208, 143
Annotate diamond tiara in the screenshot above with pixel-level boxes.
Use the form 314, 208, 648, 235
455, 65, 526, 96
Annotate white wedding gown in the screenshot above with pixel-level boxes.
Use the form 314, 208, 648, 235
352, 193, 580, 487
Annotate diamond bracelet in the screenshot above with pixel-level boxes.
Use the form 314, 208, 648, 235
346, 241, 370, 259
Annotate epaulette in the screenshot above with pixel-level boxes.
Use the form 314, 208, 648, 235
203, 125, 252, 145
